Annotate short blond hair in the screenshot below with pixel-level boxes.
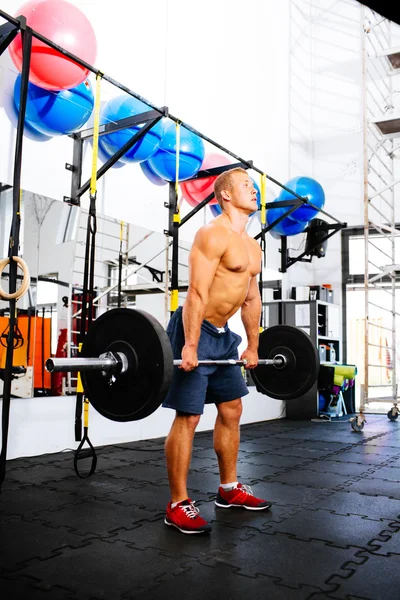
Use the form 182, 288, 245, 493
214, 167, 248, 210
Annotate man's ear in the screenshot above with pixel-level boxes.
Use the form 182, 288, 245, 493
221, 189, 231, 202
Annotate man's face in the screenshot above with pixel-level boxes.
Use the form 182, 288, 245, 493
224, 172, 257, 214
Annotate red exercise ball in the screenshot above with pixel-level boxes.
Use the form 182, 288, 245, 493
180, 153, 233, 207
9, 0, 97, 91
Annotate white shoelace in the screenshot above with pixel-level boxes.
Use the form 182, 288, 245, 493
181, 502, 199, 519
239, 484, 254, 496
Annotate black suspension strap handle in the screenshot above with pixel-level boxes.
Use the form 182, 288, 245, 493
73, 398, 97, 479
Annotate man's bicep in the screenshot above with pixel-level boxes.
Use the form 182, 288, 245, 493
245, 275, 261, 302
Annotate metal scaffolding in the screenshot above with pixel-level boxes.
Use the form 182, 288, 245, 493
361, 7, 399, 418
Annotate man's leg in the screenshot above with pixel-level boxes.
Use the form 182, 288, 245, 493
214, 398, 242, 484
214, 398, 272, 511
164, 411, 212, 534
165, 411, 200, 503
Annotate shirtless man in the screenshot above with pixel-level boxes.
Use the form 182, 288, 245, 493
162, 167, 272, 534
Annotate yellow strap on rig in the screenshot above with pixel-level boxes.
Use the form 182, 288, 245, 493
260, 173, 267, 226
77, 342, 84, 393
170, 288, 179, 312
90, 73, 102, 198
83, 398, 89, 428
174, 122, 181, 225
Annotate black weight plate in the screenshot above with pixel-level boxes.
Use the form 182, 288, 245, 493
251, 325, 320, 400
81, 308, 173, 422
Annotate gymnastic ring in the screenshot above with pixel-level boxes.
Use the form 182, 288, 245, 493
0, 256, 31, 301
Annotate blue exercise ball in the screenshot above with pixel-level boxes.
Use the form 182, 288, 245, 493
99, 95, 164, 163
209, 178, 261, 218
140, 156, 168, 186
14, 74, 94, 136
268, 227, 282, 240
147, 120, 205, 182
267, 205, 309, 236
277, 176, 325, 223
210, 203, 221, 218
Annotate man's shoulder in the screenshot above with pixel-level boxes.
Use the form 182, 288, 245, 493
192, 219, 230, 255
196, 219, 229, 240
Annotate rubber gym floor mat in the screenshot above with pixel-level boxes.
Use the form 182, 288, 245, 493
323, 551, 400, 600
17, 498, 166, 538
264, 469, 356, 490
259, 506, 400, 550
311, 489, 400, 520
0, 532, 362, 597
344, 477, 400, 499
1, 414, 399, 600
126, 563, 333, 600
0, 516, 95, 575
301, 459, 382, 477
236, 451, 313, 469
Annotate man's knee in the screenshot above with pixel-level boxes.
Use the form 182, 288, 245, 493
216, 398, 243, 424
176, 411, 201, 431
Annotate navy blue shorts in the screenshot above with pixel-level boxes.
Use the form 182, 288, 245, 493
162, 306, 249, 415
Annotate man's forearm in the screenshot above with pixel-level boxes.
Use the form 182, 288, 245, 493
241, 297, 261, 351
182, 288, 207, 349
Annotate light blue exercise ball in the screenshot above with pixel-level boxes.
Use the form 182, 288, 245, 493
276, 176, 325, 223
140, 156, 168, 186
267, 205, 309, 236
147, 120, 205, 182
99, 95, 164, 163
14, 74, 94, 136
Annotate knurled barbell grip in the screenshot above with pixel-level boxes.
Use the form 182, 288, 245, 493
173, 358, 284, 367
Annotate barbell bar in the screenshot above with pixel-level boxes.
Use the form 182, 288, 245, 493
46, 356, 286, 373
45, 307, 320, 422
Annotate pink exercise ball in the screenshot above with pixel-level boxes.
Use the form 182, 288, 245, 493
9, 0, 97, 91
180, 153, 234, 207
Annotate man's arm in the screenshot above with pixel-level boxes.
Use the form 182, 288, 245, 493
240, 275, 262, 366
181, 225, 227, 370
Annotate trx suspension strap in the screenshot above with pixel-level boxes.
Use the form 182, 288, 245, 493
0, 21, 32, 489
259, 173, 267, 331
170, 122, 181, 314
73, 72, 102, 478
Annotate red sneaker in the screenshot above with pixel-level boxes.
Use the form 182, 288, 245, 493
165, 499, 212, 534
215, 483, 272, 510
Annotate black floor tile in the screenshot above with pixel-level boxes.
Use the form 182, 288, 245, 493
266, 469, 354, 490
8, 539, 192, 599
312, 489, 400, 520
0, 516, 94, 574
327, 552, 400, 599
260, 507, 398, 551
303, 460, 377, 478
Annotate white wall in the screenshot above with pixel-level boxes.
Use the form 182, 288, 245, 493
0, 0, 289, 458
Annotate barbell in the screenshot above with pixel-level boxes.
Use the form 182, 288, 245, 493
45, 308, 320, 422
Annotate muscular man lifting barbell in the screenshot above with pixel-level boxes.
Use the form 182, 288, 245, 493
45, 167, 320, 534
162, 168, 272, 534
